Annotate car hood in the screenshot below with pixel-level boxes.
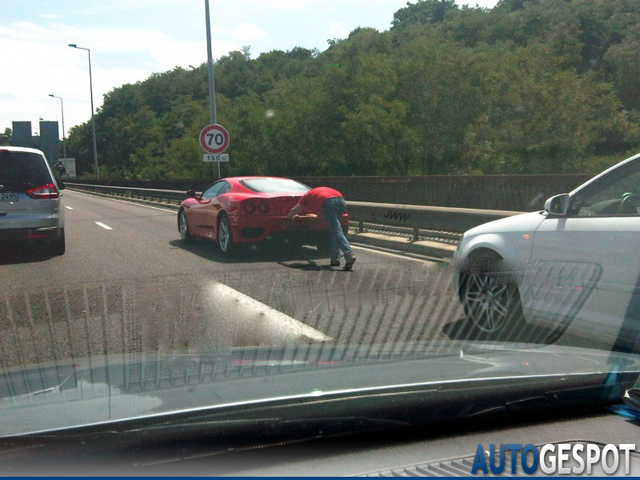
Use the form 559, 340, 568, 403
1, 342, 638, 438
462, 210, 547, 238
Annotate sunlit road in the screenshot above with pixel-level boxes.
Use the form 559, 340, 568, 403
0, 190, 468, 368
2, 190, 444, 287
0, 190, 610, 371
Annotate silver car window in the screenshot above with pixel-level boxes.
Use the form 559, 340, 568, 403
571, 159, 640, 216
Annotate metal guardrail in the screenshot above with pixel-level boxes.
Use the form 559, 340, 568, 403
65, 183, 525, 239
65, 182, 188, 205
347, 201, 524, 239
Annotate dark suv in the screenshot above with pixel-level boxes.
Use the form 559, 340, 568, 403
0, 147, 65, 255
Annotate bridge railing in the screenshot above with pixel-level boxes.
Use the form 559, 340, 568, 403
65, 182, 187, 205
346, 201, 523, 240
65, 182, 525, 240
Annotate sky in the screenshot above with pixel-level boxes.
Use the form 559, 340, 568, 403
0, 0, 499, 137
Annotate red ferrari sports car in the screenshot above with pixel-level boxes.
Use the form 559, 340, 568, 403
177, 177, 349, 255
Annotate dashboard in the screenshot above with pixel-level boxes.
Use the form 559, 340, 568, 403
3, 404, 639, 476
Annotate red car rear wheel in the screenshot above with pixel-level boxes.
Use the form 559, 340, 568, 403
178, 209, 192, 242
218, 214, 235, 255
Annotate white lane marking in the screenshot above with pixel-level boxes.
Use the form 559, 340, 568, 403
351, 243, 447, 264
203, 281, 332, 344
65, 206, 73, 210
67, 189, 177, 214
95, 222, 113, 230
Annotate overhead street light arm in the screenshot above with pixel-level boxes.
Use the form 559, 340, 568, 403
69, 44, 89, 52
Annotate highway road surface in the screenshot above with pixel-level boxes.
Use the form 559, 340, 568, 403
0, 190, 470, 367
0, 190, 606, 370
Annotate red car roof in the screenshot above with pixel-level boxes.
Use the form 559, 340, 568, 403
224, 176, 296, 182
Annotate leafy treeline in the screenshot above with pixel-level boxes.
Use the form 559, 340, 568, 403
66, 0, 640, 179
0, 128, 11, 146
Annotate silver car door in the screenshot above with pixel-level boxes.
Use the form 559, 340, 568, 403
529, 158, 640, 349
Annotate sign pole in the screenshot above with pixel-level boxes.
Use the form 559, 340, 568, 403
204, 0, 220, 180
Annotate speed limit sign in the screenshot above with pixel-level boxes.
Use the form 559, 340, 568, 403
199, 124, 230, 154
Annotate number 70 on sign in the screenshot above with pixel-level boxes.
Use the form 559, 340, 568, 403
199, 124, 230, 154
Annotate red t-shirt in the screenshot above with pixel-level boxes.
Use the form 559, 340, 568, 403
298, 187, 343, 214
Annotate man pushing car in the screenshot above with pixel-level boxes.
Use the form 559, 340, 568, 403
287, 187, 356, 271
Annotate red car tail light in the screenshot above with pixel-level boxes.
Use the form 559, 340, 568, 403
25, 183, 59, 199
258, 202, 269, 214
244, 202, 256, 214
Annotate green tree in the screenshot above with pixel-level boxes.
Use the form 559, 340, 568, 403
214, 48, 256, 99
392, 0, 458, 29
64, 0, 640, 179
461, 48, 629, 173
0, 128, 11, 146
66, 122, 94, 176
394, 37, 492, 174
605, 25, 640, 111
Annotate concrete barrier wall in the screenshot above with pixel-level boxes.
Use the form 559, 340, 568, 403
69, 174, 592, 211
298, 175, 591, 211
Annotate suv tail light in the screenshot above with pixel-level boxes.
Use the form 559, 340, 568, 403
25, 183, 59, 199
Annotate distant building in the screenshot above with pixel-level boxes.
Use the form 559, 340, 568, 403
11, 121, 59, 165
11, 122, 35, 147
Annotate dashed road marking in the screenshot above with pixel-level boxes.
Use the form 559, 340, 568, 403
95, 222, 113, 230
65, 206, 73, 210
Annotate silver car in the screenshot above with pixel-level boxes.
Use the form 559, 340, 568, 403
0, 146, 65, 255
454, 152, 640, 350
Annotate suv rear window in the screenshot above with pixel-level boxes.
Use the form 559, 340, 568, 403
0, 151, 52, 186
240, 178, 310, 193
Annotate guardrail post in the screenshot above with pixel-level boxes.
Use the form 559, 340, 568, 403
358, 220, 364, 233
413, 227, 420, 242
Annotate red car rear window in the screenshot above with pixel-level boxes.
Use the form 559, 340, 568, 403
240, 178, 310, 194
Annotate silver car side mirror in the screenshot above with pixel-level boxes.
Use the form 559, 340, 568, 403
544, 193, 572, 216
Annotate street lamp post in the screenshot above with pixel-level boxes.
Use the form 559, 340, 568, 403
69, 44, 99, 179
48, 94, 67, 160
204, 0, 220, 179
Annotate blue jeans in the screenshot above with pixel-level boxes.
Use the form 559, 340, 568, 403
322, 197, 353, 261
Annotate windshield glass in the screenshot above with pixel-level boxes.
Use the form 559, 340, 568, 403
1, 0, 640, 474
240, 178, 310, 193
0, 151, 51, 185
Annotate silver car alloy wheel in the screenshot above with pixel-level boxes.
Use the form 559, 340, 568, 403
461, 270, 513, 334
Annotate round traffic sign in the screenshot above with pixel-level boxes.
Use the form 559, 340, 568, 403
199, 124, 230, 154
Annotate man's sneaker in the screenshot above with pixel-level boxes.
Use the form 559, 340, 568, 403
344, 254, 356, 271
330, 260, 340, 267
